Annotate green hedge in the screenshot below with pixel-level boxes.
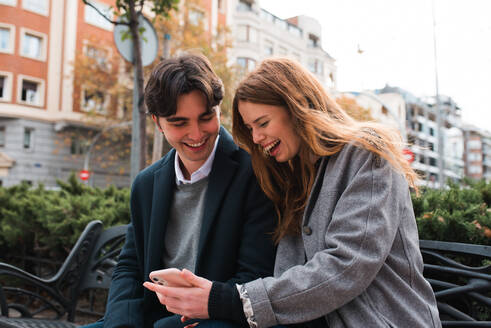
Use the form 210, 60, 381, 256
412, 179, 491, 245
0, 173, 130, 263
0, 175, 490, 265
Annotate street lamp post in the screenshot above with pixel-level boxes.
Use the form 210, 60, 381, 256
432, 0, 445, 188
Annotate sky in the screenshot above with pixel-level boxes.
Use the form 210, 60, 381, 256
260, 0, 491, 132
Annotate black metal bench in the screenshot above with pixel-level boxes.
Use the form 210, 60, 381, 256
1, 222, 489, 327
420, 240, 491, 327
0, 220, 127, 328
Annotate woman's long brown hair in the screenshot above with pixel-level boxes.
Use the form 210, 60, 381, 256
232, 58, 419, 244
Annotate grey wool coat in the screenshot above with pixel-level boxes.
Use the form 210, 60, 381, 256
243, 144, 441, 328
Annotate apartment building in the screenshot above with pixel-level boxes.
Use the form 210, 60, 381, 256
226, 0, 337, 90
463, 124, 491, 182
0, 0, 129, 188
377, 86, 464, 188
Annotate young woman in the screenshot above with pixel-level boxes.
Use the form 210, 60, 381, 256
144, 58, 441, 328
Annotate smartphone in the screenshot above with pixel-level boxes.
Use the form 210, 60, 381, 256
149, 268, 193, 287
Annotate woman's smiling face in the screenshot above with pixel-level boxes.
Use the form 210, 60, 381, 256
238, 101, 301, 162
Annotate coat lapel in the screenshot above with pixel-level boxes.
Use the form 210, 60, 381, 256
195, 128, 238, 270
147, 151, 176, 273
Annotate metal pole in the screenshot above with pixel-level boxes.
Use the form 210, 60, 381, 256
130, 66, 140, 183
151, 33, 171, 163
432, 0, 445, 188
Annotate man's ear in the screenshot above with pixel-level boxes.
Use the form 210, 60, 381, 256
152, 114, 162, 131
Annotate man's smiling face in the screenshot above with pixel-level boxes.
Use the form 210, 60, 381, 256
153, 89, 220, 179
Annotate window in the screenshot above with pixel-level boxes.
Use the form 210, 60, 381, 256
20, 28, 47, 60
23, 33, 41, 57
70, 137, 89, 155
23, 127, 34, 150
278, 46, 287, 56
85, 44, 109, 69
237, 0, 252, 12
0, 126, 5, 147
22, 81, 38, 103
469, 165, 482, 174
0, 28, 10, 52
23, 0, 49, 15
237, 57, 256, 72
263, 41, 273, 56
189, 8, 205, 26
237, 25, 257, 43
0, 0, 16, 6
217, 0, 224, 13
308, 34, 319, 47
85, 0, 113, 31
0, 73, 13, 101
468, 152, 481, 162
288, 24, 302, 37
82, 89, 107, 113
307, 58, 323, 75
429, 157, 437, 167
467, 139, 482, 150
260, 10, 275, 23
429, 127, 434, 136
18, 75, 45, 106
276, 19, 287, 30
0, 24, 14, 54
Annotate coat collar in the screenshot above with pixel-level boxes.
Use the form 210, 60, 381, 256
195, 128, 239, 271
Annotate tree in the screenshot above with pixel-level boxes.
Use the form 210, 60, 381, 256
81, 0, 179, 175
153, 0, 238, 130
73, 0, 237, 176
335, 95, 374, 122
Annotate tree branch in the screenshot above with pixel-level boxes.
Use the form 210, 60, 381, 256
137, 0, 145, 15
81, 0, 129, 26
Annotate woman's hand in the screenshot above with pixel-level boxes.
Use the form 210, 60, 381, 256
143, 269, 212, 319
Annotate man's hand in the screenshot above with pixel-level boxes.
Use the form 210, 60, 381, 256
143, 269, 212, 319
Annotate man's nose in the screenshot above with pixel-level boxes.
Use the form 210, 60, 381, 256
188, 122, 203, 140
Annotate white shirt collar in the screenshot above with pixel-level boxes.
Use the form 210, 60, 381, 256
175, 135, 220, 185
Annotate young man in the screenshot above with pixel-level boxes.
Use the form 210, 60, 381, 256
89, 54, 276, 328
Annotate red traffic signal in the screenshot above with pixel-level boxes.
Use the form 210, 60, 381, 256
79, 170, 90, 181
403, 149, 415, 163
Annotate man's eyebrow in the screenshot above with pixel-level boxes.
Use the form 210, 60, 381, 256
165, 117, 188, 122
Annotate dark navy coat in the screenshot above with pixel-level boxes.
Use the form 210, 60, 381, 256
103, 127, 276, 328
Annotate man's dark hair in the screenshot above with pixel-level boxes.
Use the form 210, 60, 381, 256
145, 53, 224, 117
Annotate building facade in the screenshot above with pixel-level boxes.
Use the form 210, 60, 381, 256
0, 0, 130, 188
377, 86, 464, 188
463, 125, 491, 182
226, 0, 337, 90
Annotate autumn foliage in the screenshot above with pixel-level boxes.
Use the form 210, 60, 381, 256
335, 95, 374, 122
